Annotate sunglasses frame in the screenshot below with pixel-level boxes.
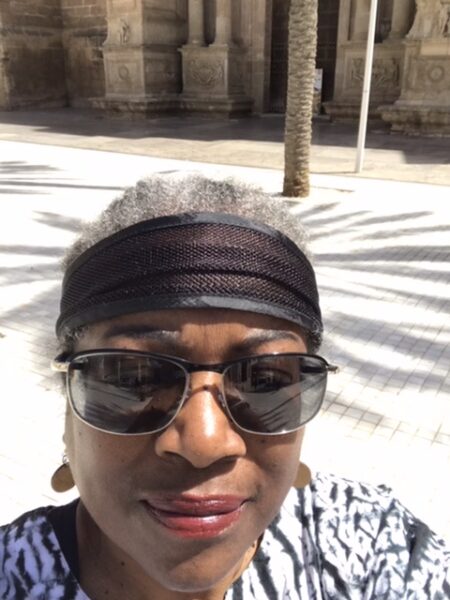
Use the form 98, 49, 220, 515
52, 350, 338, 437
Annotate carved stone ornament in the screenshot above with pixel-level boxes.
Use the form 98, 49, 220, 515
118, 65, 131, 81
427, 64, 446, 83
407, 0, 449, 39
407, 58, 450, 93
118, 19, 131, 44
188, 59, 224, 88
105, 56, 143, 95
350, 58, 400, 89
349, 58, 364, 85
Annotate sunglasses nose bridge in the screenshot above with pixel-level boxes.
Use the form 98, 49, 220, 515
183, 365, 228, 409
184, 362, 226, 388
186, 362, 225, 375
186, 364, 225, 387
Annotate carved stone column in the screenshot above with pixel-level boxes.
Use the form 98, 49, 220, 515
325, 0, 404, 122
214, 0, 232, 45
245, 0, 272, 113
180, 0, 251, 115
389, 0, 415, 39
337, 0, 352, 44
187, 0, 205, 46
351, 0, 371, 41
99, 0, 185, 116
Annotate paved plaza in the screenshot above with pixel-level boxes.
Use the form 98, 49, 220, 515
0, 109, 449, 186
0, 117, 449, 541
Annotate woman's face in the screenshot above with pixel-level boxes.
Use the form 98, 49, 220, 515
65, 308, 307, 595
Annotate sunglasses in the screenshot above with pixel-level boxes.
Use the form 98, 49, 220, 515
52, 350, 338, 436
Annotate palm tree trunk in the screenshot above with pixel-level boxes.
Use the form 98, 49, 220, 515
283, 0, 318, 198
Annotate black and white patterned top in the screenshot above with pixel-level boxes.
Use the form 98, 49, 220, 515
1, 473, 449, 599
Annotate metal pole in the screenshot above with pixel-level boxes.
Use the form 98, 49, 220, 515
355, 0, 379, 173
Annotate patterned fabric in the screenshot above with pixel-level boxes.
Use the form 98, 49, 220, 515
1, 473, 448, 599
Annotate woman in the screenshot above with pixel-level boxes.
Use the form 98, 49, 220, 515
1, 175, 448, 599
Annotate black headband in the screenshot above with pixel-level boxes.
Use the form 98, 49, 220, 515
56, 213, 323, 343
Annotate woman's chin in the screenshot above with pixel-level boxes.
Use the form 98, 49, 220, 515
149, 563, 237, 596
137, 535, 257, 596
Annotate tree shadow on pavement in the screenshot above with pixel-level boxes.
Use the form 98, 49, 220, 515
33, 212, 89, 234
0, 211, 86, 377
292, 200, 450, 422
0, 161, 125, 196
0, 161, 61, 175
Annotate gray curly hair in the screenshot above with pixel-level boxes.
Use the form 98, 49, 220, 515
64, 175, 310, 268
60, 174, 316, 351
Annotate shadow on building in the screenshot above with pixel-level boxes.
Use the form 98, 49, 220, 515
0, 1, 449, 134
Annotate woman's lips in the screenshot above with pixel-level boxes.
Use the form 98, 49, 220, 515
142, 495, 247, 539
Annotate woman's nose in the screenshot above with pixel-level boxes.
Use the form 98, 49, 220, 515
153, 371, 247, 468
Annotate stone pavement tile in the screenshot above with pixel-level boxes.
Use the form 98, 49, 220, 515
344, 407, 365, 420
361, 412, 382, 426
417, 427, 440, 441
327, 402, 347, 416
338, 415, 361, 434
391, 431, 415, 446
398, 422, 418, 435
373, 425, 394, 440
435, 432, 450, 446
440, 414, 450, 433
354, 422, 377, 434
348, 428, 370, 441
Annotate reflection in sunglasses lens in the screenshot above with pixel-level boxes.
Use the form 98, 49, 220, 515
70, 355, 186, 434
225, 356, 327, 434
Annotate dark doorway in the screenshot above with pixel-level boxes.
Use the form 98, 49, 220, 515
269, 0, 339, 113
269, 0, 290, 113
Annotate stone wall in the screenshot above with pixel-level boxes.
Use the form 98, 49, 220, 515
0, 0, 66, 109
61, 0, 107, 106
325, 0, 415, 121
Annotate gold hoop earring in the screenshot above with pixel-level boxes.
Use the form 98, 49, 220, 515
293, 462, 311, 489
51, 455, 75, 493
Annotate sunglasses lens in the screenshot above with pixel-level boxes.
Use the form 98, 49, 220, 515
68, 354, 187, 434
224, 355, 328, 434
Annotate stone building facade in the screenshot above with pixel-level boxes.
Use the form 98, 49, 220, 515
326, 0, 450, 134
0, 1, 449, 134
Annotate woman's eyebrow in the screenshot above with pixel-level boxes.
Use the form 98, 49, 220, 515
235, 329, 304, 353
101, 325, 180, 344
